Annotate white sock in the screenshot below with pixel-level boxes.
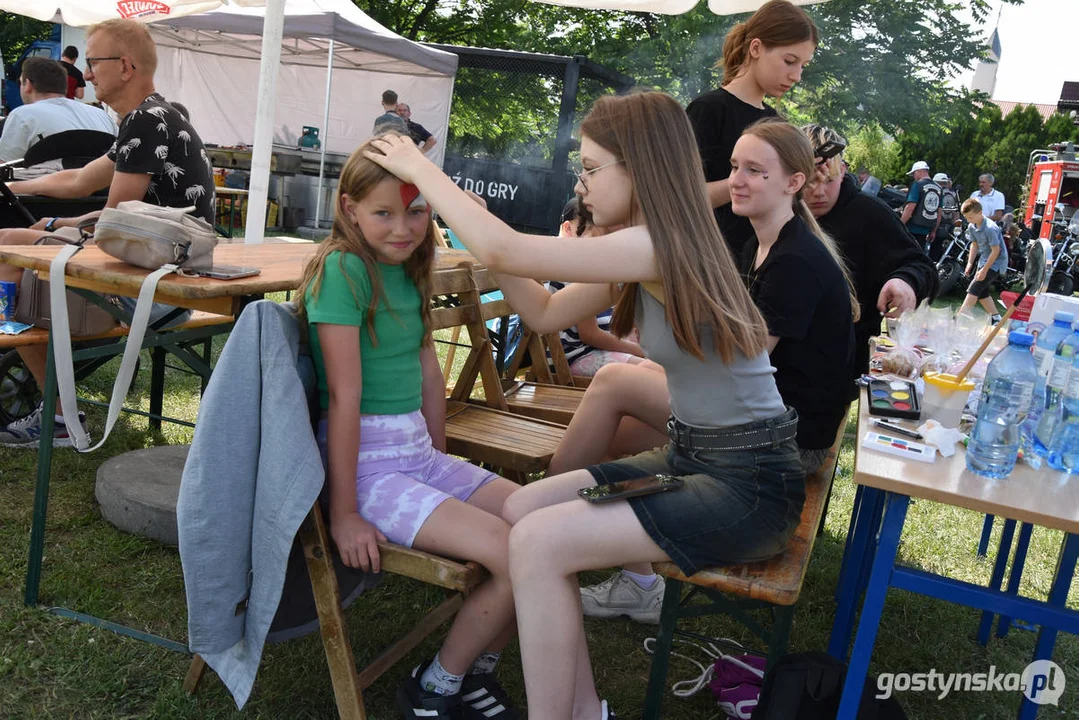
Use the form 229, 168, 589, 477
470, 650, 500, 675
622, 569, 658, 590
600, 699, 611, 720
420, 653, 464, 696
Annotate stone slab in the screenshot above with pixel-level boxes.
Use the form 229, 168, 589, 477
96, 445, 189, 546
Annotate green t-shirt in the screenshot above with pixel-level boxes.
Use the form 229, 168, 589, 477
305, 251, 424, 414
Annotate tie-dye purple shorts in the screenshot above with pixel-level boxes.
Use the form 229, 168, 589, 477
316, 410, 497, 547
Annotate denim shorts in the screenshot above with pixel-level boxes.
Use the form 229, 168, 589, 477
585, 414, 805, 576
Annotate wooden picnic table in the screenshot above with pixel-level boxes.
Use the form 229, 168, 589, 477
0, 244, 484, 315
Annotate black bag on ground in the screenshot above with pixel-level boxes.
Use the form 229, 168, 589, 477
751, 652, 907, 720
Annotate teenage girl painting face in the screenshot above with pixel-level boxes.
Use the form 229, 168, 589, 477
574, 135, 634, 229
745, 38, 815, 98
728, 134, 806, 219
340, 177, 431, 265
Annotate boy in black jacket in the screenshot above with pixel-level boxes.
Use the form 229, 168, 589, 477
802, 125, 939, 380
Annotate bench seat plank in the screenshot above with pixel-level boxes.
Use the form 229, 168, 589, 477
0, 310, 233, 349
502, 381, 584, 425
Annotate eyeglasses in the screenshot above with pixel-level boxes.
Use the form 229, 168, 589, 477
85, 56, 132, 71
574, 160, 623, 192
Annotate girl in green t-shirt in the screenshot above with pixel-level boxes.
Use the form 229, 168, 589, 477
296, 135, 522, 720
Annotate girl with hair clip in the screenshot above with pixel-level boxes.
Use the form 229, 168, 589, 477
296, 135, 521, 720
687, 0, 818, 258
366, 91, 805, 720
732, 117, 858, 475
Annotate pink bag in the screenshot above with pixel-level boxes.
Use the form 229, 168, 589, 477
644, 636, 766, 719
710, 654, 767, 719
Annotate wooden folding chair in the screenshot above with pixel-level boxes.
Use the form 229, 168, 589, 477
432, 265, 567, 479
184, 503, 488, 718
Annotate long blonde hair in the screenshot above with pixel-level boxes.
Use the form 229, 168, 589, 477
719, 0, 818, 86
580, 91, 768, 362
295, 135, 436, 345
742, 117, 861, 321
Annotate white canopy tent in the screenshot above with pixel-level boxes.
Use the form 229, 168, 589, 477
149, 1, 456, 159
0, 0, 456, 242
532, 0, 828, 14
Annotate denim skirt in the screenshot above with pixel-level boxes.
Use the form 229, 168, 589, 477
585, 410, 806, 576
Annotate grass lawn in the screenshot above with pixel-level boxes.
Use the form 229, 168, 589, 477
2, 294, 1078, 719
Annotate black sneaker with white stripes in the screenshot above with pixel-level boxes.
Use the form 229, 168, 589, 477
460, 672, 521, 719
396, 662, 475, 720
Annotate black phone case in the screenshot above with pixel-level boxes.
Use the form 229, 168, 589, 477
579, 477, 684, 504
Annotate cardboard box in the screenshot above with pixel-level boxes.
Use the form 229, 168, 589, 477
1029, 292, 1079, 331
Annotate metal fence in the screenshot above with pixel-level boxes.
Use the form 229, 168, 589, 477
425, 45, 635, 235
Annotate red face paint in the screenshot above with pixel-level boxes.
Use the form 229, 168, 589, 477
399, 183, 422, 209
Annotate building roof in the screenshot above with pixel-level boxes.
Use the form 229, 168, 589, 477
993, 100, 1059, 121
1060, 81, 1079, 110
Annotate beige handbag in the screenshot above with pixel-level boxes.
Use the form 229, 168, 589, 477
13, 226, 118, 337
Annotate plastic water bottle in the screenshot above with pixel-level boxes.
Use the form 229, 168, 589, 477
1034, 323, 1079, 455
967, 331, 1038, 479
1022, 311, 1074, 448
1047, 350, 1079, 472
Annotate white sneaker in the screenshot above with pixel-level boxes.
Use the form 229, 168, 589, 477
579, 571, 665, 624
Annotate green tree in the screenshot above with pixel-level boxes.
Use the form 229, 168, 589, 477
845, 122, 902, 182
895, 103, 1079, 205
357, 0, 1020, 135
0, 13, 53, 72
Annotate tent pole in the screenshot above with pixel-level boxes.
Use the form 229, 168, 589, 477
315, 39, 335, 230
244, 0, 286, 244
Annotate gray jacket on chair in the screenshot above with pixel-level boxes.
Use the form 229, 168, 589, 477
177, 300, 325, 708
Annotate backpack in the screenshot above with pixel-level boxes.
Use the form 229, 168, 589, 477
751, 652, 908, 719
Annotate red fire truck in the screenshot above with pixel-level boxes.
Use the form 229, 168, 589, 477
1024, 142, 1079, 240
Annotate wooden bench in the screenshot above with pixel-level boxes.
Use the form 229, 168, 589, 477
641, 412, 850, 719
185, 502, 488, 720
0, 309, 232, 348
0, 310, 235, 428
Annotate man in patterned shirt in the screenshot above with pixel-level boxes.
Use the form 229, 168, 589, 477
0, 18, 216, 448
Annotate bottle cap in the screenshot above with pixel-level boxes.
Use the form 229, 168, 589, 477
1054, 311, 1075, 324
1008, 330, 1035, 347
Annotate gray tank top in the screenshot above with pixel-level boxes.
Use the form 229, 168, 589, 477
635, 286, 786, 427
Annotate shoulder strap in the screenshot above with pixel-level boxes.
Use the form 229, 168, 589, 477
50, 247, 179, 452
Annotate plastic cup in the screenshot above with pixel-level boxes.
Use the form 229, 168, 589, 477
922, 372, 975, 429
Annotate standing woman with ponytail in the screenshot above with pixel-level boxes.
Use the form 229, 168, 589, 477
688, 0, 818, 257
731, 117, 857, 474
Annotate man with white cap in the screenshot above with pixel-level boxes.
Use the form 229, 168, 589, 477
900, 160, 941, 253
931, 171, 960, 259
970, 172, 1005, 223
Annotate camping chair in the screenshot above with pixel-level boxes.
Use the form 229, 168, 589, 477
0, 129, 116, 228
23, 129, 117, 170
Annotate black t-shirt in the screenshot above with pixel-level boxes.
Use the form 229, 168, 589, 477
742, 215, 855, 450
406, 119, 432, 145
107, 93, 215, 224
818, 175, 939, 380
687, 87, 777, 259
63, 62, 85, 100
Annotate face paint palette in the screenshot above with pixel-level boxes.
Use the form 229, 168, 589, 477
861, 431, 936, 463
866, 379, 921, 420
